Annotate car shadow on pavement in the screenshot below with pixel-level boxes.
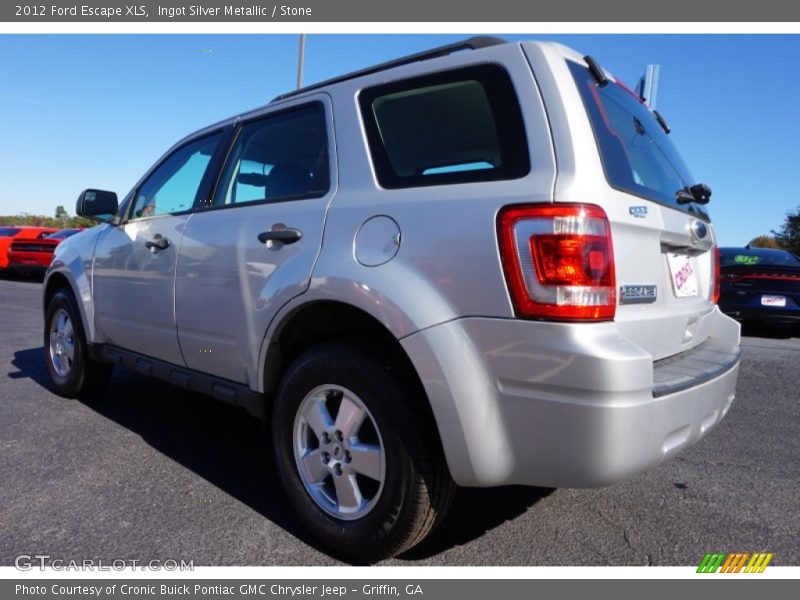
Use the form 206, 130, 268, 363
11, 347, 329, 558
740, 321, 798, 340
397, 485, 553, 561
0, 271, 44, 283
9, 347, 51, 384
10, 346, 553, 564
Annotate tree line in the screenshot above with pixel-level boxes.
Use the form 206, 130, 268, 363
750, 205, 800, 254
0, 205, 94, 229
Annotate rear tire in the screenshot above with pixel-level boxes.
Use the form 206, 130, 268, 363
273, 341, 455, 563
44, 289, 113, 398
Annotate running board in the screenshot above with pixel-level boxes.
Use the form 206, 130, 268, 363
89, 344, 264, 420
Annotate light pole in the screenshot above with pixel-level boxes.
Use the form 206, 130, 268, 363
297, 34, 306, 90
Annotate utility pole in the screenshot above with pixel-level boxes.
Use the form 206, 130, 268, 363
297, 34, 306, 90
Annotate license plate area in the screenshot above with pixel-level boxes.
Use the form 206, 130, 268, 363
666, 252, 699, 298
761, 295, 786, 307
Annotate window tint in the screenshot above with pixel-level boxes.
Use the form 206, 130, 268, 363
360, 65, 529, 188
569, 61, 707, 219
720, 248, 800, 268
46, 229, 80, 239
212, 104, 329, 207
0, 227, 21, 237
131, 132, 223, 219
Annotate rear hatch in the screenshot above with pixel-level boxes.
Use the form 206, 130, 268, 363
524, 42, 718, 361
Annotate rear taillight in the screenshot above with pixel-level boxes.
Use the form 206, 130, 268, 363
497, 204, 616, 321
712, 246, 720, 304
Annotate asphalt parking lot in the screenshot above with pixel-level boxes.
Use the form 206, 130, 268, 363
1, 277, 798, 566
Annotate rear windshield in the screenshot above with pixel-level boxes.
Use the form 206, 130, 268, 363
46, 229, 80, 239
360, 65, 529, 188
0, 227, 20, 237
569, 61, 708, 220
720, 248, 800, 268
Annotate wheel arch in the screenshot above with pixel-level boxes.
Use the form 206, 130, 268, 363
258, 301, 450, 466
43, 270, 96, 343
43, 271, 72, 310
260, 300, 422, 401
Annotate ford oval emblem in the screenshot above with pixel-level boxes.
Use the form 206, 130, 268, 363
691, 220, 708, 240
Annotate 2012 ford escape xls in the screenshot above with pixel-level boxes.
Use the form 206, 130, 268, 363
43, 37, 741, 562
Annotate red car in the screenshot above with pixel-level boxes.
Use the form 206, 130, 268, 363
4, 228, 80, 275
0, 226, 59, 273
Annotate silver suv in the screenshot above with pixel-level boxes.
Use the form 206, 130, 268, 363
43, 37, 741, 562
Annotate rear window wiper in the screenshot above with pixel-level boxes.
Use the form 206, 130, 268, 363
676, 182, 712, 205
583, 55, 609, 86
653, 110, 670, 134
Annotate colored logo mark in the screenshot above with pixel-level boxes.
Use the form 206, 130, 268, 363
697, 552, 773, 573
734, 254, 761, 265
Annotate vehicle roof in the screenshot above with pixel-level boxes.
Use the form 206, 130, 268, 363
720, 247, 793, 255
157, 36, 593, 181
180, 37, 577, 145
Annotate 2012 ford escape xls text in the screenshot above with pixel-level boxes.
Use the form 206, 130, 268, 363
43, 38, 741, 562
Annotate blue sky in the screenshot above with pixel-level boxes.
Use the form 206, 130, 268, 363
0, 34, 798, 245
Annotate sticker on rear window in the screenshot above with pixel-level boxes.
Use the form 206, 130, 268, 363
734, 255, 761, 265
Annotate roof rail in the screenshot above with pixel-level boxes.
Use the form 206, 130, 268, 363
272, 36, 508, 102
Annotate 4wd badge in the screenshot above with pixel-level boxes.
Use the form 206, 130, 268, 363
629, 206, 648, 218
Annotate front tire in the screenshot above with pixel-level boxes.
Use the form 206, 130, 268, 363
273, 341, 455, 563
44, 289, 113, 398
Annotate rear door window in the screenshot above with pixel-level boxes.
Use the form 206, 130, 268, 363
211, 103, 329, 207
359, 65, 529, 188
569, 60, 707, 219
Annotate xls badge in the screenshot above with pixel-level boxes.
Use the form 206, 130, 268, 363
629, 206, 648, 218
619, 284, 657, 304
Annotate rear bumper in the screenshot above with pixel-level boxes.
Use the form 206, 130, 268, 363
7, 263, 48, 274
720, 305, 800, 323
720, 290, 800, 323
8, 253, 52, 269
401, 307, 741, 488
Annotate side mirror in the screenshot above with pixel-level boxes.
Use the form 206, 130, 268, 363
76, 189, 118, 223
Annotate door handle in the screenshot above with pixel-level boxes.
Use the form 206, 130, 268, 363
257, 228, 302, 245
145, 236, 171, 251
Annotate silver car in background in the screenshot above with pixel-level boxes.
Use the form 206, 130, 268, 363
43, 37, 741, 562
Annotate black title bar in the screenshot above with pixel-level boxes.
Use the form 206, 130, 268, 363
4, 0, 800, 22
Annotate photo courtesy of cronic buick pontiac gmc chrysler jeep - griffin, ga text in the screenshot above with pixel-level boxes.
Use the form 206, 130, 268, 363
41, 37, 741, 562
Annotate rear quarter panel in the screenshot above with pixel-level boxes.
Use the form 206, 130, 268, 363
302, 44, 555, 330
